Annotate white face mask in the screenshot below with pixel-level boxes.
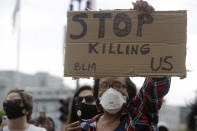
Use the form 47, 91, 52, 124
99, 88, 127, 114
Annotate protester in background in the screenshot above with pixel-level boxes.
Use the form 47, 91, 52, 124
158, 122, 169, 131
2, 88, 46, 131
158, 126, 169, 131
34, 111, 55, 131
64, 85, 98, 131
187, 99, 197, 131
66, 85, 97, 123
35, 116, 55, 131
47, 117, 55, 131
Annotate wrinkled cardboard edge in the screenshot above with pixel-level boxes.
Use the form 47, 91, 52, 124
64, 10, 187, 80
64, 72, 187, 79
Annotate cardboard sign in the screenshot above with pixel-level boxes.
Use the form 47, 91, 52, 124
64, 10, 187, 78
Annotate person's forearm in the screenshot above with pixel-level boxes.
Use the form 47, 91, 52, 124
150, 77, 171, 97
134, 77, 171, 113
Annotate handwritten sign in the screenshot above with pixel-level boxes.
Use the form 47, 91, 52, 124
64, 10, 187, 78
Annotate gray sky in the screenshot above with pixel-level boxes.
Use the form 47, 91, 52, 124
0, 0, 197, 106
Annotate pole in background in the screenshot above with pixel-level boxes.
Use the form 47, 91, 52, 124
76, 0, 81, 89
86, 0, 90, 9
13, 0, 21, 88
86, 0, 94, 9
69, 0, 73, 11
78, 0, 82, 11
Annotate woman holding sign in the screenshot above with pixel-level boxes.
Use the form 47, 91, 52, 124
65, 1, 171, 131
65, 76, 170, 131
80, 77, 170, 131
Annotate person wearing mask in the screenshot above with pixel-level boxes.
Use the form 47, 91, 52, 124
64, 78, 136, 131
64, 85, 98, 131
2, 88, 46, 131
65, 76, 170, 131
65, 1, 171, 131
80, 76, 171, 131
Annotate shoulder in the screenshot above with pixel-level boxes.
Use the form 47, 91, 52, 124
81, 114, 102, 130
27, 124, 46, 131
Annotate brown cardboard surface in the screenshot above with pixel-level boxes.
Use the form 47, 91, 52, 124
64, 10, 187, 78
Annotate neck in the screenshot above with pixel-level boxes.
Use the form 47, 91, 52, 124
8, 116, 29, 130
102, 110, 121, 122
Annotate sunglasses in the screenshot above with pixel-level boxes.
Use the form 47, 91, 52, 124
99, 81, 125, 90
74, 96, 94, 104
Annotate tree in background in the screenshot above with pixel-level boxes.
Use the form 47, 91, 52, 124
0, 109, 5, 124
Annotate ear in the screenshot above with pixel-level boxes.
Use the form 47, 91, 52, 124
23, 109, 29, 115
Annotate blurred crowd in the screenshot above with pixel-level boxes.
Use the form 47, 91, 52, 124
0, 82, 197, 131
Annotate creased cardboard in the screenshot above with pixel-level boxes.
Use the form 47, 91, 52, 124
64, 10, 187, 78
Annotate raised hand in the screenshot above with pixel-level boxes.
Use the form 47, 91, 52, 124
132, 0, 155, 13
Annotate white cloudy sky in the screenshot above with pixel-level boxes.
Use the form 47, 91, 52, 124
0, 0, 197, 106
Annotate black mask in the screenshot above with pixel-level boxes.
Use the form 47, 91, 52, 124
3, 99, 26, 119
74, 103, 97, 121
